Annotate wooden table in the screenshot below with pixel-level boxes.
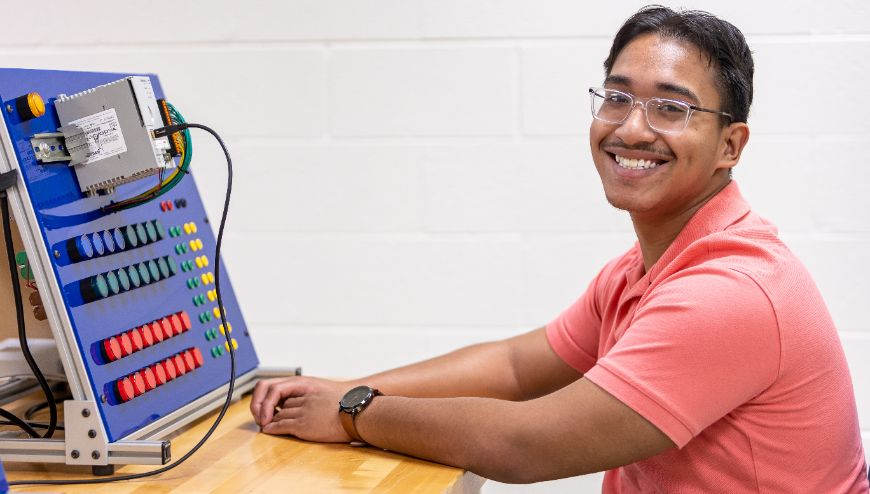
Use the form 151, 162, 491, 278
4, 395, 485, 493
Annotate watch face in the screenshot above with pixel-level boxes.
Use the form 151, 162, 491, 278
340, 386, 373, 409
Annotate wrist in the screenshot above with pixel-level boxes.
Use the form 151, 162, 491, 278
338, 385, 381, 444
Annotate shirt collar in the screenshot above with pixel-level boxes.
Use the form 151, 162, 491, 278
627, 180, 751, 291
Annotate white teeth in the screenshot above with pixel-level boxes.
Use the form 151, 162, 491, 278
615, 155, 662, 170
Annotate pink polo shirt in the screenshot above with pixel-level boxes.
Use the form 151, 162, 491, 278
547, 182, 868, 493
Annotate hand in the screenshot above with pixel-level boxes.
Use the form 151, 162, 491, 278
249, 376, 353, 443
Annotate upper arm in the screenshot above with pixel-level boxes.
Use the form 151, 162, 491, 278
504, 327, 583, 400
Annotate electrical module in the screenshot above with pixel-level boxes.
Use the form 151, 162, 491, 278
0, 68, 291, 473
51, 76, 173, 196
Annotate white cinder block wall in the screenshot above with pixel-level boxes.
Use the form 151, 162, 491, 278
4, 1, 869, 492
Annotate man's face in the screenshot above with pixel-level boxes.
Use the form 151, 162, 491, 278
590, 34, 733, 219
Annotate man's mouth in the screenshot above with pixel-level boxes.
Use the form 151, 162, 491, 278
613, 154, 667, 170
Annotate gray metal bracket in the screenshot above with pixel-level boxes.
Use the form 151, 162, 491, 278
63, 400, 108, 465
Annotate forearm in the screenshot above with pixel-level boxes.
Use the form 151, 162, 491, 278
355, 395, 534, 483
352, 379, 674, 484
344, 340, 524, 400
344, 327, 580, 401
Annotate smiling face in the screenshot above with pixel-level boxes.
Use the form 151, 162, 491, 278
590, 34, 744, 220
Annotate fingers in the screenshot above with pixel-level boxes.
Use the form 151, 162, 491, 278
250, 378, 285, 420
262, 418, 297, 436
250, 378, 304, 426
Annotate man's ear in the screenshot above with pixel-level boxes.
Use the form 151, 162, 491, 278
718, 122, 750, 170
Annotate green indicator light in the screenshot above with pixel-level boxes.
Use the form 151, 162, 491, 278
175, 244, 184, 255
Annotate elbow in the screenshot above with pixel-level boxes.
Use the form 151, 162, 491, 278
463, 427, 570, 484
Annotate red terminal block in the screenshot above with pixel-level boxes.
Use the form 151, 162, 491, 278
138, 325, 154, 348
116, 377, 135, 402
151, 363, 167, 386
162, 358, 177, 381
131, 372, 146, 396
181, 350, 196, 373
119, 332, 133, 357
103, 337, 122, 362
191, 347, 204, 368
150, 321, 165, 343
177, 311, 192, 332
159, 317, 173, 340
169, 314, 183, 336
142, 367, 158, 391
173, 354, 187, 376
128, 329, 144, 353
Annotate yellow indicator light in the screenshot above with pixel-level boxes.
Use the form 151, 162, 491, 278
27, 93, 45, 118
191, 223, 198, 234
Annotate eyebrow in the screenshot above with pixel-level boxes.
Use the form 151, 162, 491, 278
603, 75, 701, 104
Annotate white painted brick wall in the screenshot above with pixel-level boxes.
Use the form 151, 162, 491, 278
2, 2, 867, 492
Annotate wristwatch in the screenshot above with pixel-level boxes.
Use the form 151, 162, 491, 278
338, 385, 381, 443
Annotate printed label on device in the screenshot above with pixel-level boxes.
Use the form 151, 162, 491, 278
62, 108, 127, 166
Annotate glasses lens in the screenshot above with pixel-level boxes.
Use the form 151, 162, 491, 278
646, 98, 690, 133
591, 88, 631, 123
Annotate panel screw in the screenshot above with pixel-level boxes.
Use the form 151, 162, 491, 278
5, 104, 12, 113
101, 394, 107, 403
81, 408, 90, 417
70, 450, 80, 459
88, 429, 97, 439
91, 450, 100, 460
54, 250, 61, 259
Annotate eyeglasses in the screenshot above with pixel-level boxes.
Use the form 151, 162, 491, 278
588, 87, 732, 134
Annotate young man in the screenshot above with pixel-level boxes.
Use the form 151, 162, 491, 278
250, 6, 868, 492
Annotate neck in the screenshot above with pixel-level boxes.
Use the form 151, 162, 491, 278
631, 179, 731, 272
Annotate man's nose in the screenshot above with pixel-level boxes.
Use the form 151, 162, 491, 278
615, 102, 656, 143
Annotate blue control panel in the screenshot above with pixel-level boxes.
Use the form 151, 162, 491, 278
0, 69, 258, 441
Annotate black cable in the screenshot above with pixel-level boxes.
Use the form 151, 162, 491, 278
0, 419, 64, 431
0, 407, 39, 438
0, 194, 58, 438
10, 122, 237, 486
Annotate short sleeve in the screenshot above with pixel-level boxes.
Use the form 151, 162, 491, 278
584, 267, 781, 448
545, 260, 620, 374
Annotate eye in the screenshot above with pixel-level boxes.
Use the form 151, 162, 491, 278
654, 101, 688, 114
604, 91, 631, 104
